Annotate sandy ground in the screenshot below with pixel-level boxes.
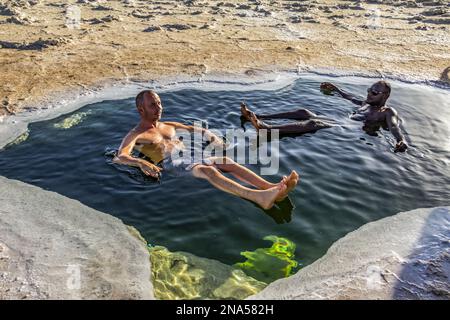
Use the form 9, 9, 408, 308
0, 0, 449, 116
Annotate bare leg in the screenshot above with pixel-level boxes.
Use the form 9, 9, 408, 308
259, 109, 317, 120
241, 102, 316, 121
192, 164, 286, 209
206, 157, 299, 201
206, 156, 279, 189
248, 112, 332, 135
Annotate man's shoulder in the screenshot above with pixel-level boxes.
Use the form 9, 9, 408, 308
161, 121, 186, 129
161, 121, 181, 126
125, 126, 145, 138
383, 106, 398, 116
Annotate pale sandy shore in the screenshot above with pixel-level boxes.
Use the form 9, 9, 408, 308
0, 0, 449, 117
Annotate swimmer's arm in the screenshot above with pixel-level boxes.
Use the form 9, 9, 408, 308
166, 122, 224, 145
113, 130, 161, 177
386, 108, 408, 152
320, 82, 364, 106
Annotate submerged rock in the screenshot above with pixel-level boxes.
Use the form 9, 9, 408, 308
250, 207, 450, 300
4, 130, 29, 147
0, 177, 154, 299
149, 246, 267, 300
53, 111, 91, 129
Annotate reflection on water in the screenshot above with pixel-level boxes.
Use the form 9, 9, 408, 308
0, 75, 449, 270
260, 197, 295, 224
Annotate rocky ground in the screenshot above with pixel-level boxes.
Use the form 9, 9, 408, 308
0, 0, 449, 117
0, 176, 154, 299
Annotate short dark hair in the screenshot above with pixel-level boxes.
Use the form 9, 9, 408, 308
135, 90, 157, 109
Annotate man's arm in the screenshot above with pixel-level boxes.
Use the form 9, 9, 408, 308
165, 121, 225, 146
385, 108, 408, 152
320, 82, 365, 106
113, 129, 161, 178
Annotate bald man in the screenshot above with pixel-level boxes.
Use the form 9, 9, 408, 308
113, 90, 299, 210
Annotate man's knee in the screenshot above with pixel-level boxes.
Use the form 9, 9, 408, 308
192, 164, 220, 179
296, 108, 316, 118
207, 156, 235, 166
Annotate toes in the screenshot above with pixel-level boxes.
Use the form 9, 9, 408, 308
289, 170, 299, 181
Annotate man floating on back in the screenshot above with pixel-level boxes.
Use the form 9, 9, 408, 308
114, 90, 299, 210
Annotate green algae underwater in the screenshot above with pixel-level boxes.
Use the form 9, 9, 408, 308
234, 235, 299, 283
148, 235, 299, 300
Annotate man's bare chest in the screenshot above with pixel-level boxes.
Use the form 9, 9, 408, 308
354, 107, 387, 123
136, 125, 176, 145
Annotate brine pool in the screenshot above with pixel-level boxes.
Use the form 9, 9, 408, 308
1, 74, 449, 283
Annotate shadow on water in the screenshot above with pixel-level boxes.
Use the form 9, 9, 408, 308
249, 197, 295, 224
393, 207, 450, 299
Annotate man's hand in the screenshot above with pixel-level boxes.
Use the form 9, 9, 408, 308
206, 131, 227, 148
394, 140, 408, 153
139, 162, 162, 178
210, 135, 226, 148
320, 82, 338, 94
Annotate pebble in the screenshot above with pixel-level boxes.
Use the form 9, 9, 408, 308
0, 4, 19, 16
0, 37, 71, 50
237, 4, 251, 10
143, 25, 163, 32
161, 23, 193, 31
422, 7, 447, 16
416, 25, 430, 30
6, 13, 35, 25
131, 9, 152, 19
290, 16, 302, 24
92, 5, 114, 11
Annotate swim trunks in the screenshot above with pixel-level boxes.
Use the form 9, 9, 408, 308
159, 157, 213, 176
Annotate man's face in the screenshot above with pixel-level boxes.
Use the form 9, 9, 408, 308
139, 93, 163, 121
366, 82, 388, 105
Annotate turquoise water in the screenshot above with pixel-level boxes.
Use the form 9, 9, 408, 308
1, 75, 449, 269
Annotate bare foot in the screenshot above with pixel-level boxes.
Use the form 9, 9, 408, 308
240, 102, 253, 121
260, 176, 287, 191
248, 111, 266, 131
276, 170, 299, 201
257, 183, 287, 210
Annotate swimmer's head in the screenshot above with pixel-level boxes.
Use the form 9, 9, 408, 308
366, 81, 391, 106
135, 90, 163, 121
